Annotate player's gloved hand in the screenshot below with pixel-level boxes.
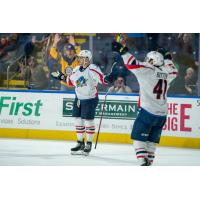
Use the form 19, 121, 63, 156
51, 70, 66, 81
164, 52, 172, 60
104, 73, 114, 84
112, 41, 128, 55
157, 47, 172, 60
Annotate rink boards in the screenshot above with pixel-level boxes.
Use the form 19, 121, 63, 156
0, 90, 200, 148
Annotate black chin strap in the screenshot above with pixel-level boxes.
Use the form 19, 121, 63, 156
79, 65, 90, 72
154, 65, 163, 71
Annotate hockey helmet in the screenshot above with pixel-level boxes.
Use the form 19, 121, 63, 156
78, 50, 92, 61
145, 51, 164, 67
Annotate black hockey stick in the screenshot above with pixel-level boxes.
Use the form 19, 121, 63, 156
94, 61, 117, 149
94, 90, 109, 149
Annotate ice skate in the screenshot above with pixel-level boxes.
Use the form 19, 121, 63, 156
140, 158, 151, 166
83, 141, 92, 156
71, 140, 85, 155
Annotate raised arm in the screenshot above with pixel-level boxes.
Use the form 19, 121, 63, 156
112, 37, 152, 75
89, 65, 109, 86
50, 34, 61, 59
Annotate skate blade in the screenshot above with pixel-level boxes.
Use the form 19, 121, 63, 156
82, 152, 90, 156
71, 151, 84, 155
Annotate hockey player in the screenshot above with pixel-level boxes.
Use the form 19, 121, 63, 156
112, 36, 178, 165
51, 50, 112, 155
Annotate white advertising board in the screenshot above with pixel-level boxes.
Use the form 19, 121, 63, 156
0, 90, 200, 138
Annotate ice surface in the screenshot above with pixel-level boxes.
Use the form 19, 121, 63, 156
0, 138, 200, 166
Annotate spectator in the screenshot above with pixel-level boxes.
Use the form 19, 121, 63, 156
50, 34, 80, 91
24, 56, 49, 90
184, 67, 197, 95
24, 34, 49, 57
0, 34, 18, 58
17, 57, 26, 79
169, 66, 198, 96
47, 57, 61, 90
0, 37, 9, 59
42, 34, 61, 90
108, 76, 132, 94
178, 33, 193, 55
0, 34, 19, 71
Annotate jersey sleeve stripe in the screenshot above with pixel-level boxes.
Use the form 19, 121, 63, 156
68, 77, 74, 87
127, 55, 135, 65
89, 69, 108, 86
95, 86, 98, 97
125, 64, 145, 70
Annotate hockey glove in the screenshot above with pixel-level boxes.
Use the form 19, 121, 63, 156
104, 74, 114, 84
112, 41, 128, 55
157, 47, 172, 60
164, 52, 173, 60
51, 70, 66, 81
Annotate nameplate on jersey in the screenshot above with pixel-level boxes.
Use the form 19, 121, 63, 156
156, 72, 168, 80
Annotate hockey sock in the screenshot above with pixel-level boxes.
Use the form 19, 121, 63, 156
146, 141, 156, 165
75, 117, 85, 141
85, 120, 95, 142
134, 140, 148, 165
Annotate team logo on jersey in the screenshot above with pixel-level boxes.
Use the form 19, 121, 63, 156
65, 66, 73, 75
75, 76, 87, 87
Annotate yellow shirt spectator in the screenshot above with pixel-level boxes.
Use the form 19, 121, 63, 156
50, 43, 80, 87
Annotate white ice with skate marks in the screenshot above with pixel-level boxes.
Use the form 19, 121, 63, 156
0, 138, 200, 166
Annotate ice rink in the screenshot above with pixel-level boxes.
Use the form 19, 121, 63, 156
0, 138, 200, 166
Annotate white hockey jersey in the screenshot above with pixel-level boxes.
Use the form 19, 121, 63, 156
67, 64, 107, 100
122, 52, 178, 116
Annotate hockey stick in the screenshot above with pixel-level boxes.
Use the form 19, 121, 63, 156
94, 90, 109, 149
94, 61, 117, 149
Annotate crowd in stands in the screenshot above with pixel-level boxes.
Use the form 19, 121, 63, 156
0, 33, 199, 96
0, 33, 19, 71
